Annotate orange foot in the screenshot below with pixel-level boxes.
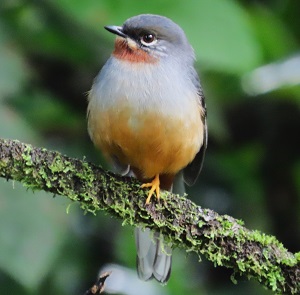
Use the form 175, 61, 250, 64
141, 174, 160, 204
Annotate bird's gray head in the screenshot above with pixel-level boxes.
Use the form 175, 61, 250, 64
105, 14, 195, 63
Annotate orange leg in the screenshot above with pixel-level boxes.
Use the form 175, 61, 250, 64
141, 174, 160, 204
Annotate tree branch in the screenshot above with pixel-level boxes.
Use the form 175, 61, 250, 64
0, 138, 299, 294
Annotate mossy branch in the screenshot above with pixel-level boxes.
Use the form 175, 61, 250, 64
0, 138, 299, 294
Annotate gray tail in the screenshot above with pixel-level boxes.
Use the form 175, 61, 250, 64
135, 172, 185, 284
135, 228, 171, 284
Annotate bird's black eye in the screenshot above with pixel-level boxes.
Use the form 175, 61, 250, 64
142, 34, 155, 43
140, 33, 157, 46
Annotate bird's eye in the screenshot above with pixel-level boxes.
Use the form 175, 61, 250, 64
140, 34, 157, 46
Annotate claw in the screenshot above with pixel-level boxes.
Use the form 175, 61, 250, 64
141, 174, 160, 204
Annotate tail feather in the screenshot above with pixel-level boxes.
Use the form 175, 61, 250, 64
152, 232, 172, 282
135, 228, 171, 284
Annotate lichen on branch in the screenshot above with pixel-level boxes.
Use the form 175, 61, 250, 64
0, 138, 299, 294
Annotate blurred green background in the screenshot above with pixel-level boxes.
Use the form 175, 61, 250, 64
0, 0, 299, 294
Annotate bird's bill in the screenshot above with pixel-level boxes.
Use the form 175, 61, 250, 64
104, 25, 127, 38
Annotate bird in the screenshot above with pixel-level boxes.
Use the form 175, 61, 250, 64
87, 14, 207, 284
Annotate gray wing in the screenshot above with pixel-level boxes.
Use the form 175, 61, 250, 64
183, 68, 207, 186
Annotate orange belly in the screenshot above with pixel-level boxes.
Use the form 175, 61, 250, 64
88, 103, 203, 179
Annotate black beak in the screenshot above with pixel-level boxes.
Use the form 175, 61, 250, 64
104, 25, 127, 38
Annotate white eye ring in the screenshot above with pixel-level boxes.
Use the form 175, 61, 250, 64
140, 34, 157, 46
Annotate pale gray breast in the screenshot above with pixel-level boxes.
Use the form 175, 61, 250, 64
89, 56, 201, 123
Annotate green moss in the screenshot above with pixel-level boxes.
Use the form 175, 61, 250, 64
0, 157, 9, 168
22, 145, 33, 165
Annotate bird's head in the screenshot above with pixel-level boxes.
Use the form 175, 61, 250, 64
105, 14, 194, 64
